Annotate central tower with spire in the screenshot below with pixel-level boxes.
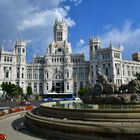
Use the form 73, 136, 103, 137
47, 19, 72, 55
45, 19, 73, 94
54, 19, 68, 43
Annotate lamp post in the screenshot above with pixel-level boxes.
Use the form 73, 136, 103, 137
75, 73, 78, 98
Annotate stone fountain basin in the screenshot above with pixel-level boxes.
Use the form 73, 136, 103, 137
25, 100, 140, 140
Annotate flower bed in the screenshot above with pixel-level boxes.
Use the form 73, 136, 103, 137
0, 106, 33, 117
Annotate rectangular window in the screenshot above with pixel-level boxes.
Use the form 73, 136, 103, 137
74, 82, 77, 91
57, 37, 62, 41
80, 82, 83, 88
10, 57, 12, 62
106, 68, 109, 76
91, 71, 93, 77
22, 73, 24, 78
17, 73, 19, 78
6, 72, 9, 78
22, 48, 25, 53
57, 31, 63, 41
67, 83, 69, 90
114, 53, 120, 59
34, 83, 37, 92
18, 48, 20, 53
46, 72, 48, 78
4, 56, 6, 62
47, 83, 48, 90
67, 72, 69, 78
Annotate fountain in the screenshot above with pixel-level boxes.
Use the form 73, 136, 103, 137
25, 69, 140, 140
82, 68, 140, 104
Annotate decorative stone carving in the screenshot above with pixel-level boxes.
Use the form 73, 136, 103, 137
119, 80, 140, 94
93, 83, 103, 95
96, 68, 109, 84
93, 68, 114, 94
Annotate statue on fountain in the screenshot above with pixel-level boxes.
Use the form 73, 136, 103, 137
94, 68, 114, 95
82, 68, 140, 104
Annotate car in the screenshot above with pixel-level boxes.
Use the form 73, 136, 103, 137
74, 97, 80, 100
0, 133, 7, 140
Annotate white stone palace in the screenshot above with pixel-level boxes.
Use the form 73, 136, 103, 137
0, 19, 140, 95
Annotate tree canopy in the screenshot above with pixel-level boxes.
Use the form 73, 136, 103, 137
135, 73, 140, 80
1, 83, 23, 98
26, 86, 33, 97
78, 87, 88, 98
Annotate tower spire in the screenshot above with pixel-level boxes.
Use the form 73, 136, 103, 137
109, 40, 112, 48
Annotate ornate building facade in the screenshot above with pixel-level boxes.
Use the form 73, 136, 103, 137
0, 19, 140, 95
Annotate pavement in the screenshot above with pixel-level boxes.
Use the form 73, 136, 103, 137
0, 112, 48, 140
0, 100, 50, 140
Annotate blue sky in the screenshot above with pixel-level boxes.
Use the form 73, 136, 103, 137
0, 0, 140, 61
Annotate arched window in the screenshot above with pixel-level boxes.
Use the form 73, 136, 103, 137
58, 48, 62, 52
55, 48, 64, 54
47, 83, 48, 90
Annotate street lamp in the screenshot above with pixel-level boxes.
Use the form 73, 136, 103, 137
75, 73, 78, 98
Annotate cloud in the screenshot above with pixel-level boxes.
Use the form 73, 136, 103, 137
73, 39, 88, 60
77, 39, 85, 47
69, 0, 82, 6
64, 5, 70, 11
74, 20, 140, 61
0, 0, 76, 61
65, 17, 76, 27
101, 20, 140, 59
73, 44, 89, 60
120, 45, 125, 52
18, 7, 75, 31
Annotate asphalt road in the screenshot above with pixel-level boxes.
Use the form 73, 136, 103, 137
0, 112, 47, 140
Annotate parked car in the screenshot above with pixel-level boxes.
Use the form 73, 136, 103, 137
74, 97, 80, 100
0, 133, 7, 140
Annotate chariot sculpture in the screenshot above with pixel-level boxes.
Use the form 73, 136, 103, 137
93, 68, 114, 95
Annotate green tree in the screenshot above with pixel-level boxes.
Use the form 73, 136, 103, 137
26, 86, 32, 97
78, 87, 88, 98
1, 83, 17, 98
135, 73, 140, 80
15, 86, 23, 97
1, 83, 8, 97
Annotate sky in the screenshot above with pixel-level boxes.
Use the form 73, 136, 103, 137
0, 0, 140, 61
